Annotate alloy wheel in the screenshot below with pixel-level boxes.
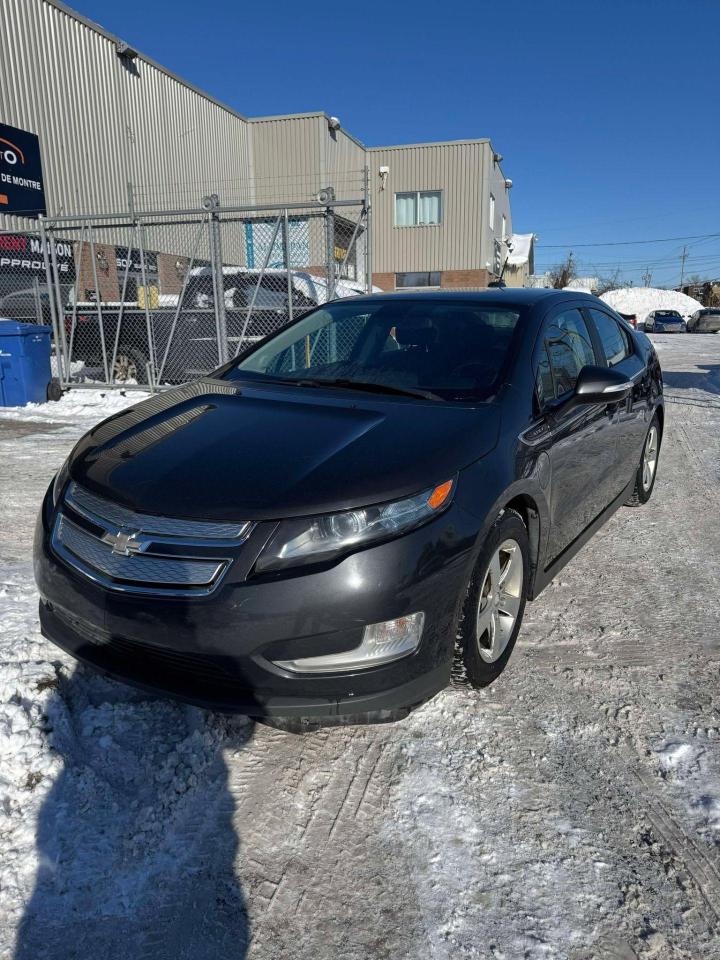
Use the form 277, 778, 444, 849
642, 425, 658, 492
113, 353, 138, 383
476, 538, 524, 664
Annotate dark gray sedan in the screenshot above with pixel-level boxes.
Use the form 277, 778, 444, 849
687, 308, 720, 334
36, 290, 665, 721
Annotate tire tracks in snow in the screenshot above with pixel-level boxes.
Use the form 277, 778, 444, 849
618, 739, 720, 933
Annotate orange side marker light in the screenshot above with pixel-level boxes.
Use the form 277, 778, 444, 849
427, 479, 454, 510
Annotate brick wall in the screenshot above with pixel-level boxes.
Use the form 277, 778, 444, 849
372, 269, 491, 291
76, 240, 120, 302
371, 272, 395, 291
440, 269, 489, 288
157, 253, 190, 296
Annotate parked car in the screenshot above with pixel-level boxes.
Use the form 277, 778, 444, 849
35, 290, 663, 722
618, 311, 638, 328
644, 309, 686, 333
0, 284, 73, 326
686, 308, 720, 334
62, 269, 374, 384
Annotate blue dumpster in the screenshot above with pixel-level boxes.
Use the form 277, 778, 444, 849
0, 320, 53, 406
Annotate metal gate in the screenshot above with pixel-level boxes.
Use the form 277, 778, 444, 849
0, 187, 370, 391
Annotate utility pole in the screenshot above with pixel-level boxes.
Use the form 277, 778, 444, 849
641, 266, 652, 287
679, 246, 688, 290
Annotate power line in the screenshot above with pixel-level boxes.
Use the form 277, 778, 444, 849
537, 231, 720, 249
535, 207, 720, 234
534, 254, 720, 270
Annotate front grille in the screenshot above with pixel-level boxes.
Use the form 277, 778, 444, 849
52, 482, 254, 597
54, 515, 225, 588
66, 481, 251, 541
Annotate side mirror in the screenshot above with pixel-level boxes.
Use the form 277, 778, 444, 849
574, 364, 633, 404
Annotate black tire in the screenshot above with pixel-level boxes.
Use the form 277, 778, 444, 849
454, 509, 530, 689
46, 378, 64, 402
625, 414, 661, 507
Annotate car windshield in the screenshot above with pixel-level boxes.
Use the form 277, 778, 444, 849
224, 298, 524, 401
656, 311, 682, 319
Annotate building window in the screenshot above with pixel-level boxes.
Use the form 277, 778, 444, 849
395, 271, 441, 288
501, 214, 507, 241
394, 191, 442, 226
489, 193, 495, 230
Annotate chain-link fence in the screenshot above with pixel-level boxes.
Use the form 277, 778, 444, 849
0, 186, 370, 391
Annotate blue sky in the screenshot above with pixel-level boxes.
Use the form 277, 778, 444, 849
70, 0, 720, 287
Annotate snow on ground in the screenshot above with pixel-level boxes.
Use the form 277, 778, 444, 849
601, 286, 704, 323
0, 387, 150, 426
1, 337, 720, 959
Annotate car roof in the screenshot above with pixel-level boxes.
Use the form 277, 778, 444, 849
337, 288, 599, 309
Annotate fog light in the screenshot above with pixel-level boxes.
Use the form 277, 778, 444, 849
275, 612, 425, 674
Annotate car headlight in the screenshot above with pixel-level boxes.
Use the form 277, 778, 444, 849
255, 478, 455, 573
52, 457, 71, 506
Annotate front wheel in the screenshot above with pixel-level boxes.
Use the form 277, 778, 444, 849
454, 509, 529, 689
625, 415, 661, 506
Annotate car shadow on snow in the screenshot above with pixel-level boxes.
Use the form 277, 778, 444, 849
662, 363, 720, 397
14, 665, 255, 960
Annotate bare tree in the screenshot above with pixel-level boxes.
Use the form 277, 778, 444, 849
595, 268, 624, 295
548, 253, 576, 289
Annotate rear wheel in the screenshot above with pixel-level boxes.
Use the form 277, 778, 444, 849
112, 349, 148, 384
625, 415, 660, 507
454, 509, 529, 689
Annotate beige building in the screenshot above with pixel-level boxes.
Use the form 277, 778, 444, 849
1, 0, 517, 294
368, 140, 512, 290
248, 118, 514, 289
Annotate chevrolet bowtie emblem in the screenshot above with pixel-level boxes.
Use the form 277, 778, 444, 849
102, 529, 146, 556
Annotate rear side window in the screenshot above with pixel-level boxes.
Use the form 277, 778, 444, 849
537, 308, 596, 405
589, 309, 631, 367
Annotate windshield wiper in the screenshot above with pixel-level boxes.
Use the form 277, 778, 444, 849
295, 378, 443, 401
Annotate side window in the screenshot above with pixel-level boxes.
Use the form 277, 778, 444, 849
537, 308, 596, 405
588, 309, 631, 367
254, 287, 287, 310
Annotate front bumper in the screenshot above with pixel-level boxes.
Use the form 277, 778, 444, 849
34, 486, 477, 718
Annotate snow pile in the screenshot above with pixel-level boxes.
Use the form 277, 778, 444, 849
601, 287, 703, 323
0, 388, 151, 425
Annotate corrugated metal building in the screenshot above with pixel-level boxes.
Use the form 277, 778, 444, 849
0, 0, 254, 225
1, 0, 515, 291
368, 140, 512, 290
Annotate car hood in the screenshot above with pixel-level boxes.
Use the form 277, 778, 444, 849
67, 378, 501, 521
